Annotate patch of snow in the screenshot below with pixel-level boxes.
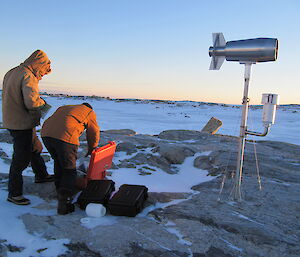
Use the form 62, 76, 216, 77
138, 198, 191, 218
108, 152, 213, 193
267, 179, 291, 186
0, 189, 69, 257
232, 211, 264, 226
165, 227, 192, 246
80, 216, 119, 229
0, 142, 14, 157
139, 191, 199, 218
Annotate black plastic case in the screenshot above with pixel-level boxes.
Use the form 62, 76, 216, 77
77, 179, 115, 209
107, 184, 148, 217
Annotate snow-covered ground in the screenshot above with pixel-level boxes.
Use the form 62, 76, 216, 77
1, 94, 299, 145
3, 94, 298, 144
0, 95, 299, 256
41, 96, 300, 145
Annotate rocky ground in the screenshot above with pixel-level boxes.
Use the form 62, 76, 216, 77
0, 129, 299, 257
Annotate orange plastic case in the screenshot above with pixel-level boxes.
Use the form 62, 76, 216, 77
86, 141, 116, 180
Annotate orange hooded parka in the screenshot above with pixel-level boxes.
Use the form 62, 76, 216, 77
41, 104, 100, 153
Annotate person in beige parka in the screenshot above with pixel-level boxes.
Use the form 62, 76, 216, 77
2, 50, 54, 205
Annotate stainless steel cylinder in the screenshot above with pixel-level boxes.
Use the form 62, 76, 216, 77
209, 38, 278, 63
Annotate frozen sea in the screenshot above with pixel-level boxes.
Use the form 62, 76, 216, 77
14, 94, 300, 145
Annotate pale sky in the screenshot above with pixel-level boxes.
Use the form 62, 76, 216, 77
0, 0, 299, 104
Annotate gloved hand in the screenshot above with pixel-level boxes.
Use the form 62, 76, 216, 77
85, 149, 93, 157
40, 99, 52, 119
85, 147, 97, 157
40, 97, 47, 106
29, 110, 42, 126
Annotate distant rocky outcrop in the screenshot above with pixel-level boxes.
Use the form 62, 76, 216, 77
102, 129, 137, 136
0, 129, 299, 257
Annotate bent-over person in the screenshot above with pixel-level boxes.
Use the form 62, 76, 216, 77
41, 103, 100, 215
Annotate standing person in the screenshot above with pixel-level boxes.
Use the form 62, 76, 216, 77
2, 50, 54, 205
41, 103, 100, 215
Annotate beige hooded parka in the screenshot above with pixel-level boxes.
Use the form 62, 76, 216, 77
2, 50, 51, 129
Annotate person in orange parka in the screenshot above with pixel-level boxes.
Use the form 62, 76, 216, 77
41, 103, 100, 215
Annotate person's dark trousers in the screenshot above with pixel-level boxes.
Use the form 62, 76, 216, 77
42, 137, 78, 193
8, 128, 49, 197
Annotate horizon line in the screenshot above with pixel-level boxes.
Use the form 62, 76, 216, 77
38, 91, 299, 107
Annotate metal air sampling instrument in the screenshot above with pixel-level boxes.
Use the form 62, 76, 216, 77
208, 33, 279, 201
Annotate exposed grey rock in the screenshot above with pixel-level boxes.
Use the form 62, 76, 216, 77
193, 155, 213, 170
148, 192, 190, 204
0, 150, 8, 158
153, 144, 196, 164
117, 161, 137, 169
103, 129, 136, 136
23, 176, 57, 200
0, 240, 8, 257
0, 149, 11, 165
4, 243, 24, 254
2, 157, 11, 165
0, 131, 13, 143
101, 132, 158, 148
205, 150, 237, 176
158, 130, 210, 141
258, 140, 300, 154
116, 142, 137, 154
58, 243, 103, 257
125, 243, 189, 257
194, 246, 235, 257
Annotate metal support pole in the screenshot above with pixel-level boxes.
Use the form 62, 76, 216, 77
233, 63, 252, 201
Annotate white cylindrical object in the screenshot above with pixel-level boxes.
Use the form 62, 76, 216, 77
262, 104, 276, 125
261, 93, 279, 105
85, 203, 106, 218
261, 93, 279, 125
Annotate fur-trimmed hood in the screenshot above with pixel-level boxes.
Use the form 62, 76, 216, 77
21, 50, 51, 80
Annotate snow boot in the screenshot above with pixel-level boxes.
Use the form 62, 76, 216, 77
57, 188, 75, 215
